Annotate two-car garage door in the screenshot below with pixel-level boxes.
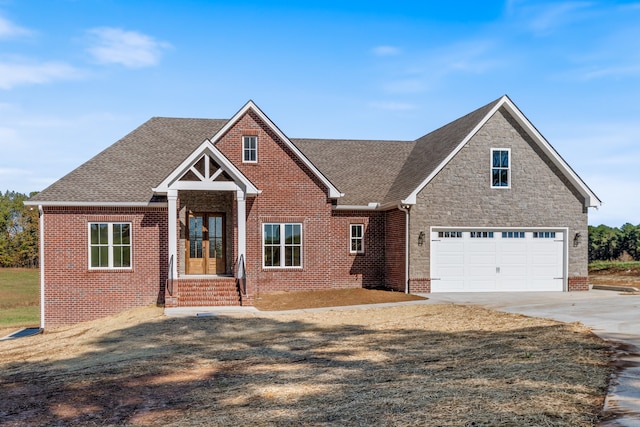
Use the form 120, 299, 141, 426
430, 229, 565, 292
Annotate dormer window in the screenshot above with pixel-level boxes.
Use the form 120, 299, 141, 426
243, 135, 257, 163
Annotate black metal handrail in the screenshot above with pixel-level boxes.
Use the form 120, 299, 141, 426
166, 254, 174, 297
236, 254, 246, 296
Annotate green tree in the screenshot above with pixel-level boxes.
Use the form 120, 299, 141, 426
0, 190, 39, 267
588, 224, 623, 261
620, 223, 640, 261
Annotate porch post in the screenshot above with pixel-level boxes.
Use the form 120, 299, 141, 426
236, 190, 246, 263
167, 189, 178, 278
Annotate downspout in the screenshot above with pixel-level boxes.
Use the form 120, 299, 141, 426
397, 204, 410, 294
38, 205, 45, 330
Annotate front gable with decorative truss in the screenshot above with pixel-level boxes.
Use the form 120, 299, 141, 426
153, 139, 260, 195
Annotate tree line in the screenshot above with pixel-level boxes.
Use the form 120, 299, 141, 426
588, 223, 640, 262
0, 191, 39, 267
0, 189, 635, 267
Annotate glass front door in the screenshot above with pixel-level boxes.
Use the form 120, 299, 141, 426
187, 212, 225, 274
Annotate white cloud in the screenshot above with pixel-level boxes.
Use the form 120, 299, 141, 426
372, 45, 401, 56
0, 15, 32, 39
381, 40, 500, 95
0, 60, 82, 89
86, 27, 171, 68
507, 1, 593, 35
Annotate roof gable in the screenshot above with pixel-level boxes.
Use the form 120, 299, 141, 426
210, 100, 343, 199
393, 96, 601, 208
382, 97, 502, 207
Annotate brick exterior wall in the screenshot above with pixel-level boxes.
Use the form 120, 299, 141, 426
42, 206, 167, 328
409, 107, 589, 288
385, 209, 406, 292
213, 110, 387, 297
568, 276, 589, 291
330, 210, 385, 289
408, 278, 431, 293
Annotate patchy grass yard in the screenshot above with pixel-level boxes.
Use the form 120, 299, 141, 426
0, 303, 612, 426
0, 268, 39, 333
589, 261, 640, 289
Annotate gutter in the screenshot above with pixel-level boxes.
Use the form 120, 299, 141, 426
333, 202, 380, 211
397, 204, 410, 294
38, 205, 45, 330
23, 201, 169, 208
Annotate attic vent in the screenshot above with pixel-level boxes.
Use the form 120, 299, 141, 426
179, 154, 232, 183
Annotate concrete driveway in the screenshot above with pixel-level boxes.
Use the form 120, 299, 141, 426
422, 290, 640, 427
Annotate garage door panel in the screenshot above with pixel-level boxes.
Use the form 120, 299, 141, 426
466, 279, 497, 291
431, 230, 564, 293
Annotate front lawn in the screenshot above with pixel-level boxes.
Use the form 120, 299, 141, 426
0, 304, 612, 426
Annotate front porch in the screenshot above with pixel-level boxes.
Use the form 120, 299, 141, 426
153, 143, 260, 309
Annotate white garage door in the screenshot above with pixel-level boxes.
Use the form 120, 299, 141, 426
430, 230, 564, 292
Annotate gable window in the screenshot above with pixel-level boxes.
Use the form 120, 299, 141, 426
263, 223, 302, 267
89, 222, 131, 269
491, 148, 510, 188
243, 135, 257, 163
350, 224, 364, 254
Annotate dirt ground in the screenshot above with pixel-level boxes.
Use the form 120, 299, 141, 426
254, 288, 426, 311
0, 294, 612, 426
588, 273, 640, 289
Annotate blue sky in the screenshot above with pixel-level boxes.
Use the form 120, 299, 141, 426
1, 0, 638, 226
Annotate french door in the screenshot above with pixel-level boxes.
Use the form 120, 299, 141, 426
186, 212, 225, 275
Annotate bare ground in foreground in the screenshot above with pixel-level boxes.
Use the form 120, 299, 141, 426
0, 297, 612, 426
254, 288, 426, 311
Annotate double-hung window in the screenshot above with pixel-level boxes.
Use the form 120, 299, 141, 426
243, 135, 257, 163
89, 222, 131, 269
350, 224, 364, 254
263, 223, 302, 267
491, 148, 510, 188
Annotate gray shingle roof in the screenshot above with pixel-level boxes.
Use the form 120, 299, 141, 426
291, 138, 414, 206
29, 97, 503, 207
384, 97, 502, 203
29, 117, 228, 204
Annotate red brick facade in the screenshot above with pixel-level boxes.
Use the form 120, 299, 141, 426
568, 276, 589, 291
385, 209, 406, 292
42, 206, 167, 328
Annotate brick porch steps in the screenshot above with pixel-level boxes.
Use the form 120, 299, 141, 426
168, 277, 241, 307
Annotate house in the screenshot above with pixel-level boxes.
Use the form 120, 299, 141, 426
25, 95, 602, 328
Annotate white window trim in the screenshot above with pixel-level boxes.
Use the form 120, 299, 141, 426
350, 224, 364, 254
88, 222, 133, 270
243, 135, 258, 163
491, 148, 511, 189
262, 223, 303, 268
